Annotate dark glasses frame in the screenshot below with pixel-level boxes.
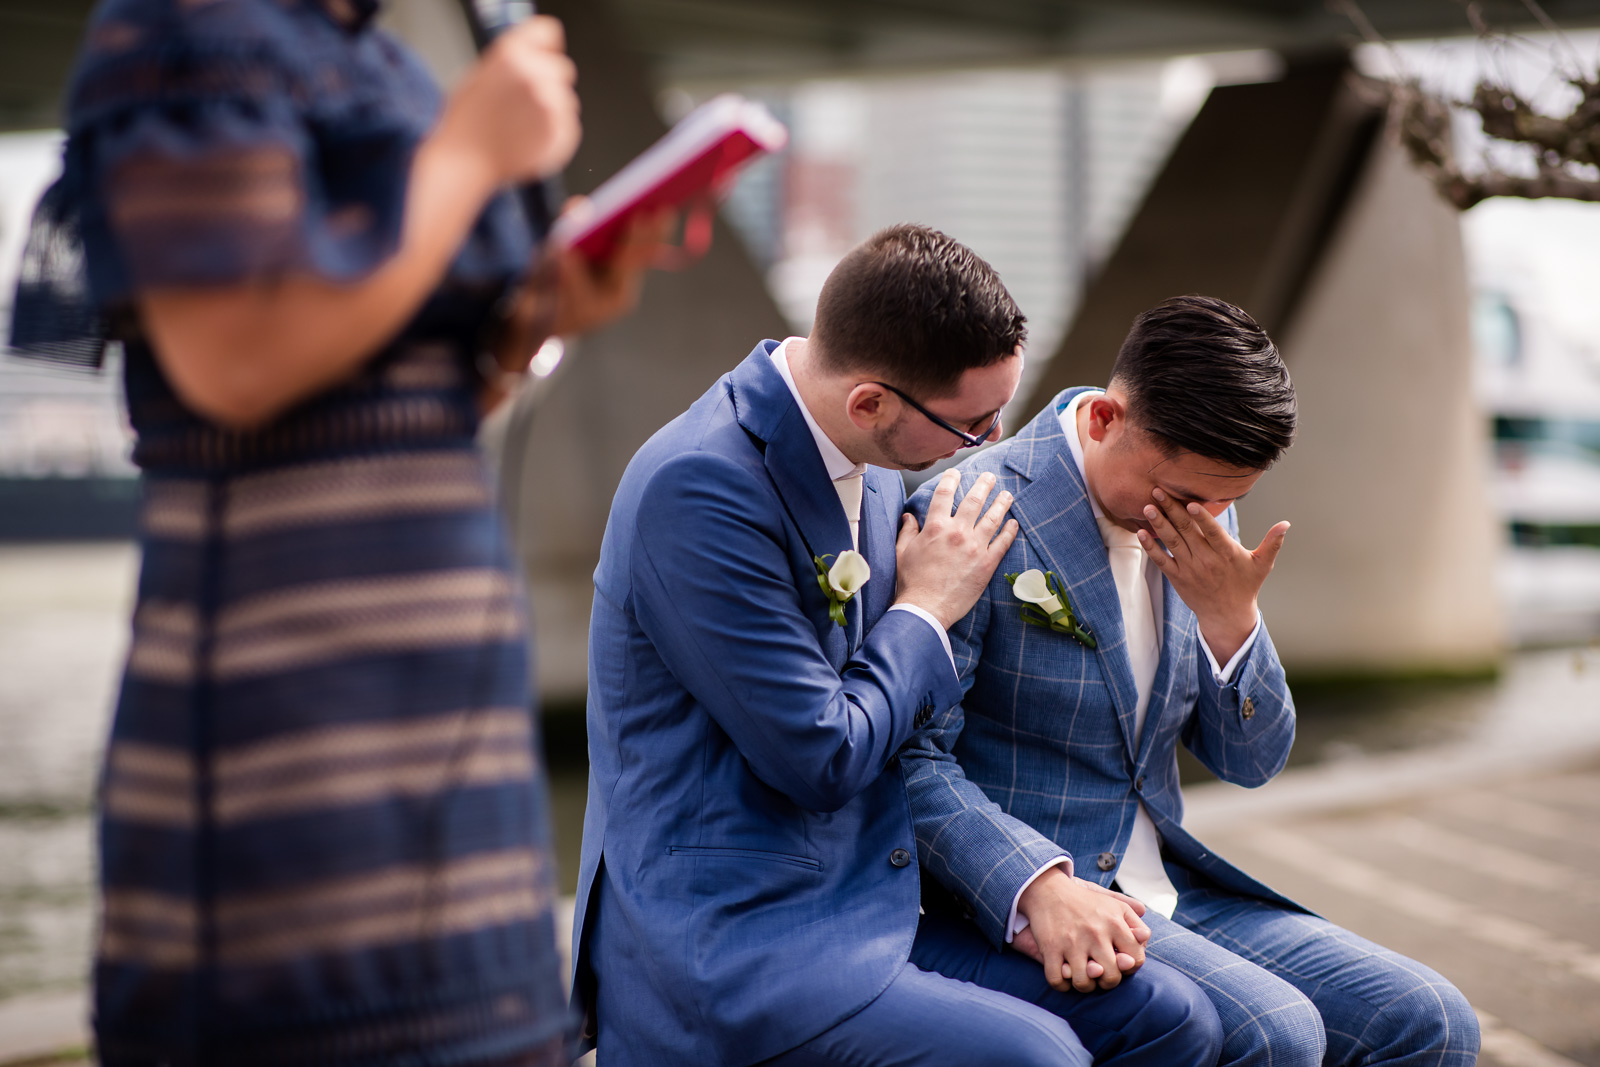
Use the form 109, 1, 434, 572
870, 381, 1002, 449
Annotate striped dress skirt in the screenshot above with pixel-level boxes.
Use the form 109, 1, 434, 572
95, 441, 568, 1065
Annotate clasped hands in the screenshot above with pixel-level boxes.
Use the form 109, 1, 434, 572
1013, 866, 1151, 993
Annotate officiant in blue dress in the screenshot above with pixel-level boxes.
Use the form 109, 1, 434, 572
18, 1, 662, 1062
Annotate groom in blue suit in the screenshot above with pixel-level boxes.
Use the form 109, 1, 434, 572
906, 295, 1479, 1066
574, 228, 1224, 1066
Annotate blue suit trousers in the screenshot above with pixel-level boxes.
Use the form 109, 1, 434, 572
761, 903, 1223, 1067
1142, 863, 1480, 1067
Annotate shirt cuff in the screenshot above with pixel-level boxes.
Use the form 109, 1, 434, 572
1198, 611, 1262, 685
1006, 855, 1073, 942
887, 603, 956, 673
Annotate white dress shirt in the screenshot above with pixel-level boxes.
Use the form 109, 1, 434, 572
769, 339, 955, 670
1006, 390, 1262, 936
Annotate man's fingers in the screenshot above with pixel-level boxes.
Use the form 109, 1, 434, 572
1136, 529, 1176, 574
1085, 934, 1121, 990
1081, 880, 1147, 916
953, 471, 996, 525
1184, 500, 1229, 544
1151, 487, 1196, 533
1084, 960, 1105, 980
989, 518, 1020, 555
1012, 926, 1044, 963
1067, 944, 1095, 994
1141, 499, 1191, 558
896, 512, 919, 553
926, 469, 961, 521
1253, 521, 1291, 570
1045, 952, 1072, 993
978, 489, 1014, 533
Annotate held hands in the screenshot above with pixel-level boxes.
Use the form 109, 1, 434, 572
894, 471, 1019, 630
436, 17, 581, 191
1014, 868, 1150, 993
1137, 489, 1289, 664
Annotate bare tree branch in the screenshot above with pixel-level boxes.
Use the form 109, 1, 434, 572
1339, 0, 1600, 209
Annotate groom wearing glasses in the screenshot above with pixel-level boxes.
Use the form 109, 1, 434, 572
573, 225, 1222, 1066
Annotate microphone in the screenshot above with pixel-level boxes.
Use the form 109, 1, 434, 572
454, 0, 565, 242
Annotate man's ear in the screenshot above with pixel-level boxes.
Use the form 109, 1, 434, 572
1084, 394, 1125, 444
845, 383, 894, 431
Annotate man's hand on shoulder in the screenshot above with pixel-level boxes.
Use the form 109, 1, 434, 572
1138, 489, 1289, 664
1014, 867, 1150, 993
895, 469, 1018, 630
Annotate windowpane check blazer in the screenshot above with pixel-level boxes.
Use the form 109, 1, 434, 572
903, 389, 1304, 949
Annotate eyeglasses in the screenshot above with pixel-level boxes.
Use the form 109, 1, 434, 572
870, 382, 1002, 449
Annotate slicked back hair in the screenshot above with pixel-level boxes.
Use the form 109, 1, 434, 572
1110, 295, 1296, 471
811, 224, 1026, 396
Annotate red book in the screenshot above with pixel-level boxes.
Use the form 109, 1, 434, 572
552, 94, 789, 261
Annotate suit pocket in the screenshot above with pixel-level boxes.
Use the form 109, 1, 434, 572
668, 845, 822, 871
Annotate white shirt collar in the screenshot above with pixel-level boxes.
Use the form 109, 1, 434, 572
770, 337, 868, 483
1058, 389, 1107, 523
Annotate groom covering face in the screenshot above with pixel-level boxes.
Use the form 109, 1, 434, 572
905, 295, 1480, 1067
572, 227, 1225, 1067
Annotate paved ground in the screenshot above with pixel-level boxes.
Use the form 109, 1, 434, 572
1196, 760, 1600, 1067
1, 544, 1596, 1065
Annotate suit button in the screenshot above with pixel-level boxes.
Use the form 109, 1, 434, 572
890, 848, 912, 868
914, 704, 934, 729
1096, 852, 1117, 872
1135, 776, 1145, 792
1242, 696, 1256, 720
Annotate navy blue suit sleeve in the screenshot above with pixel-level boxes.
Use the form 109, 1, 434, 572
899, 471, 1069, 948
630, 452, 961, 813
1180, 505, 1296, 787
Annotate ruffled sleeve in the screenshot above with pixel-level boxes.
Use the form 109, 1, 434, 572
63, 0, 436, 309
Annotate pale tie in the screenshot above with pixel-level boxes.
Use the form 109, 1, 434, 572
835, 473, 864, 552
1095, 516, 1180, 918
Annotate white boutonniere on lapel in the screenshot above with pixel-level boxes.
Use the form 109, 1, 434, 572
813, 550, 871, 627
1004, 568, 1097, 649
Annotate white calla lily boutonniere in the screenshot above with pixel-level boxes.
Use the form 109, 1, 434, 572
813, 550, 871, 626
1004, 568, 1097, 649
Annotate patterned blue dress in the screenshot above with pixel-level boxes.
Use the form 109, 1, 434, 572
44, 0, 568, 1062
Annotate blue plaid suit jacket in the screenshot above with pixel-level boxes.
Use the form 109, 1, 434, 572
904, 388, 1302, 948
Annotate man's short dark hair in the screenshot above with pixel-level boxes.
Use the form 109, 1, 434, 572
811, 224, 1026, 396
1110, 295, 1296, 471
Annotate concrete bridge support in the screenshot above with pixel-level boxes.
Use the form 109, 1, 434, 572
1245, 136, 1503, 675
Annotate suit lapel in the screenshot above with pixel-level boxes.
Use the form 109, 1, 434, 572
729, 343, 858, 662
730, 343, 855, 567
859, 468, 897, 638
1004, 395, 1142, 760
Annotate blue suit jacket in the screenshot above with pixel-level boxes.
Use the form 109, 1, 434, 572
903, 389, 1302, 948
573, 343, 961, 1066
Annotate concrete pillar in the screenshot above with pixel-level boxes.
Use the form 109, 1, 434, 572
1242, 135, 1504, 676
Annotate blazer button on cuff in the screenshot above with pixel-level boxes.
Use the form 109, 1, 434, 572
1241, 696, 1256, 720
1096, 852, 1117, 872
889, 848, 911, 868
914, 704, 934, 728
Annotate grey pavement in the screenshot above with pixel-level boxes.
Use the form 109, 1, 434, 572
1, 545, 1597, 1065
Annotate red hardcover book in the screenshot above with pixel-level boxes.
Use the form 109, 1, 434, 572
552, 94, 789, 261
